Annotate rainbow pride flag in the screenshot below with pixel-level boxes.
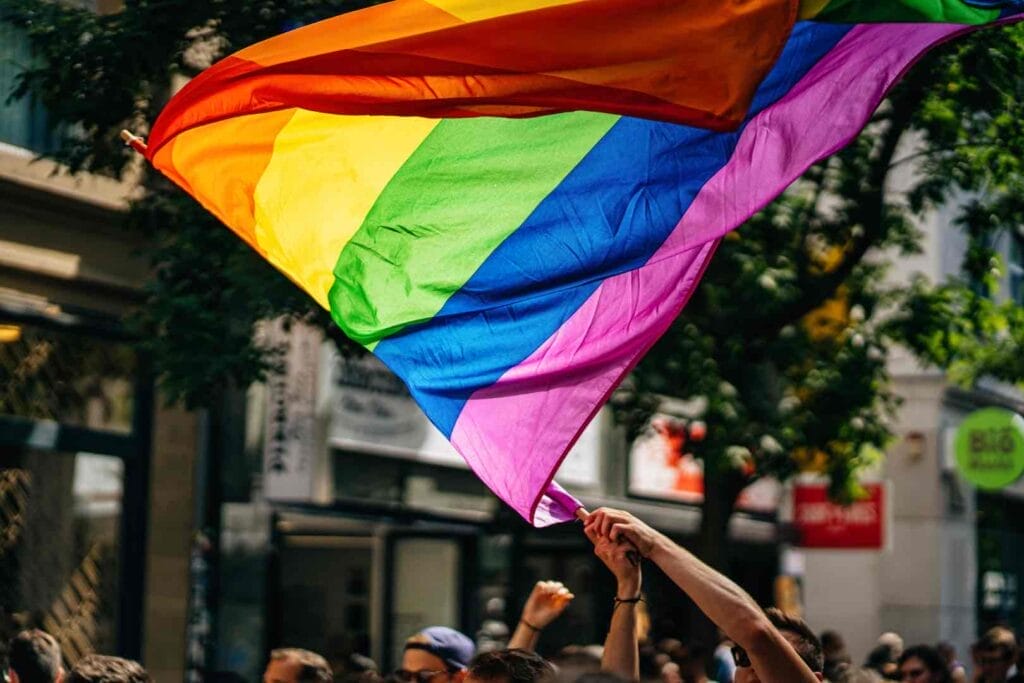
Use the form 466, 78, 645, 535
142, 0, 1023, 525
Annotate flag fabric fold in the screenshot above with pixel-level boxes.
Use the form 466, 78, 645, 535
146, 0, 799, 148
145, 0, 1023, 525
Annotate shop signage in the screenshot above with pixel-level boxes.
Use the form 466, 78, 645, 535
953, 408, 1024, 490
324, 352, 602, 487
262, 318, 321, 501
628, 415, 781, 513
793, 482, 884, 549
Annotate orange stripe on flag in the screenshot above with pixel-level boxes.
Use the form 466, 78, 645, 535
147, 0, 797, 156
152, 109, 297, 255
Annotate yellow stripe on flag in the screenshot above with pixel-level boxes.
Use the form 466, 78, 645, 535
799, 0, 832, 18
252, 111, 440, 309
425, 0, 583, 22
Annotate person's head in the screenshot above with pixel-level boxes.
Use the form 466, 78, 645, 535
676, 643, 711, 683
878, 634, 905, 661
550, 645, 603, 683
465, 649, 553, 683
974, 627, 1018, 683
865, 644, 899, 679
399, 627, 475, 683
7, 630, 63, 683
897, 645, 951, 683
935, 642, 957, 668
659, 660, 682, 683
821, 631, 847, 659
66, 655, 150, 683
836, 668, 884, 683
732, 608, 823, 683
263, 648, 332, 683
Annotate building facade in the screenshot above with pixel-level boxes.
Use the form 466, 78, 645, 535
799, 196, 1024, 663
0, 21, 202, 682
207, 336, 782, 681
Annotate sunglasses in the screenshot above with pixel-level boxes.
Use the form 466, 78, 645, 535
393, 670, 451, 683
731, 645, 751, 668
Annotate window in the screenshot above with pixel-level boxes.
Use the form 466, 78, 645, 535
0, 319, 137, 434
0, 22, 59, 154
0, 450, 124, 661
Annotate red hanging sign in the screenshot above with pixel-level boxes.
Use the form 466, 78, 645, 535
793, 483, 884, 549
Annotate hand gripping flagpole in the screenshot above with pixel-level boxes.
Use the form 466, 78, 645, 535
576, 507, 640, 567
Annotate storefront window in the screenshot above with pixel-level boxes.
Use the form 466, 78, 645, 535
0, 449, 123, 662
0, 320, 136, 434
977, 492, 1024, 630
279, 534, 376, 672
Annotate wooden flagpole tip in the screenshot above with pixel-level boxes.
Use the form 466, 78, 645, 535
120, 129, 148, 154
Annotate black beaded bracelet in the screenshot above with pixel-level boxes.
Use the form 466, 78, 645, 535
613, 596, 644, 607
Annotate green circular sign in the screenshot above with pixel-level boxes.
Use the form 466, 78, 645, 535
954, 408, 1024, 490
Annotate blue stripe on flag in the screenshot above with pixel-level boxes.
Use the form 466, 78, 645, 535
375, 21, 853, 436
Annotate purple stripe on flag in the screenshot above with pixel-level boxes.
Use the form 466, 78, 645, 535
449, 20, 985, 526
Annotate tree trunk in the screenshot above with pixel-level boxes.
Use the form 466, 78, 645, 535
698, 465, 746, 571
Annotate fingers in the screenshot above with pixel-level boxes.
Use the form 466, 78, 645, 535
583, 508, 631, 539
610, 522, 633, 544
534, 580, 573, 602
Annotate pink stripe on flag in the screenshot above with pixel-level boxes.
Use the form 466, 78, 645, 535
449, 21, 985, 526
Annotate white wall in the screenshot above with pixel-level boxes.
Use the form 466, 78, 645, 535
801, 374, 978, 664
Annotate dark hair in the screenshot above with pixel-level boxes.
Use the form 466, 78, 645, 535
821, 630, 847, 655
468, 649, 554, 683
864, 644, 896, 672
67, 655, 152, 683
976, 627, 1018, 661
765, 608, 824, 674
935, 642, 956, 664
8, 630, 62, 683
270, 648, 333, 683
898, 645, 951, 683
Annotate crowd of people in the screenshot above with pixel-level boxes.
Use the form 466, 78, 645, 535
4, 509, 1023, 683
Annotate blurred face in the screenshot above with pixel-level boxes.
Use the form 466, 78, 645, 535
264, 657, 302, 683
899, 656, 936, 683
977, 648, 1013, 682
398, 649, 458, 683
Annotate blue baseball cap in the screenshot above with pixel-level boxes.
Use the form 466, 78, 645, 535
404, 626, 475, 671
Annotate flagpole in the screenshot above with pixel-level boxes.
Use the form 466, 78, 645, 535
120, 129, 148, 154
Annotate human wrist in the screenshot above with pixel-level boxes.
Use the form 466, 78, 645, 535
616, 575, 641, 599
646, 532, 673, 563
519, 617, 543, 632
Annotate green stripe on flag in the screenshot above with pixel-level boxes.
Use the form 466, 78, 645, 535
812, 0, 998, 22
327, 111, 619, 347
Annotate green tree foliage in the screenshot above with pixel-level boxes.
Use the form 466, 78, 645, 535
0, 0, 378, 404
614, 24, 1024, 566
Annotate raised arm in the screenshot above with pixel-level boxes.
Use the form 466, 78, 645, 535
583, 522, 641, 681
585, 508, 818, 683
508, 580, 575, 652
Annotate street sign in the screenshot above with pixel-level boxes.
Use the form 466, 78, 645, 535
954, 408, 1024, 490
